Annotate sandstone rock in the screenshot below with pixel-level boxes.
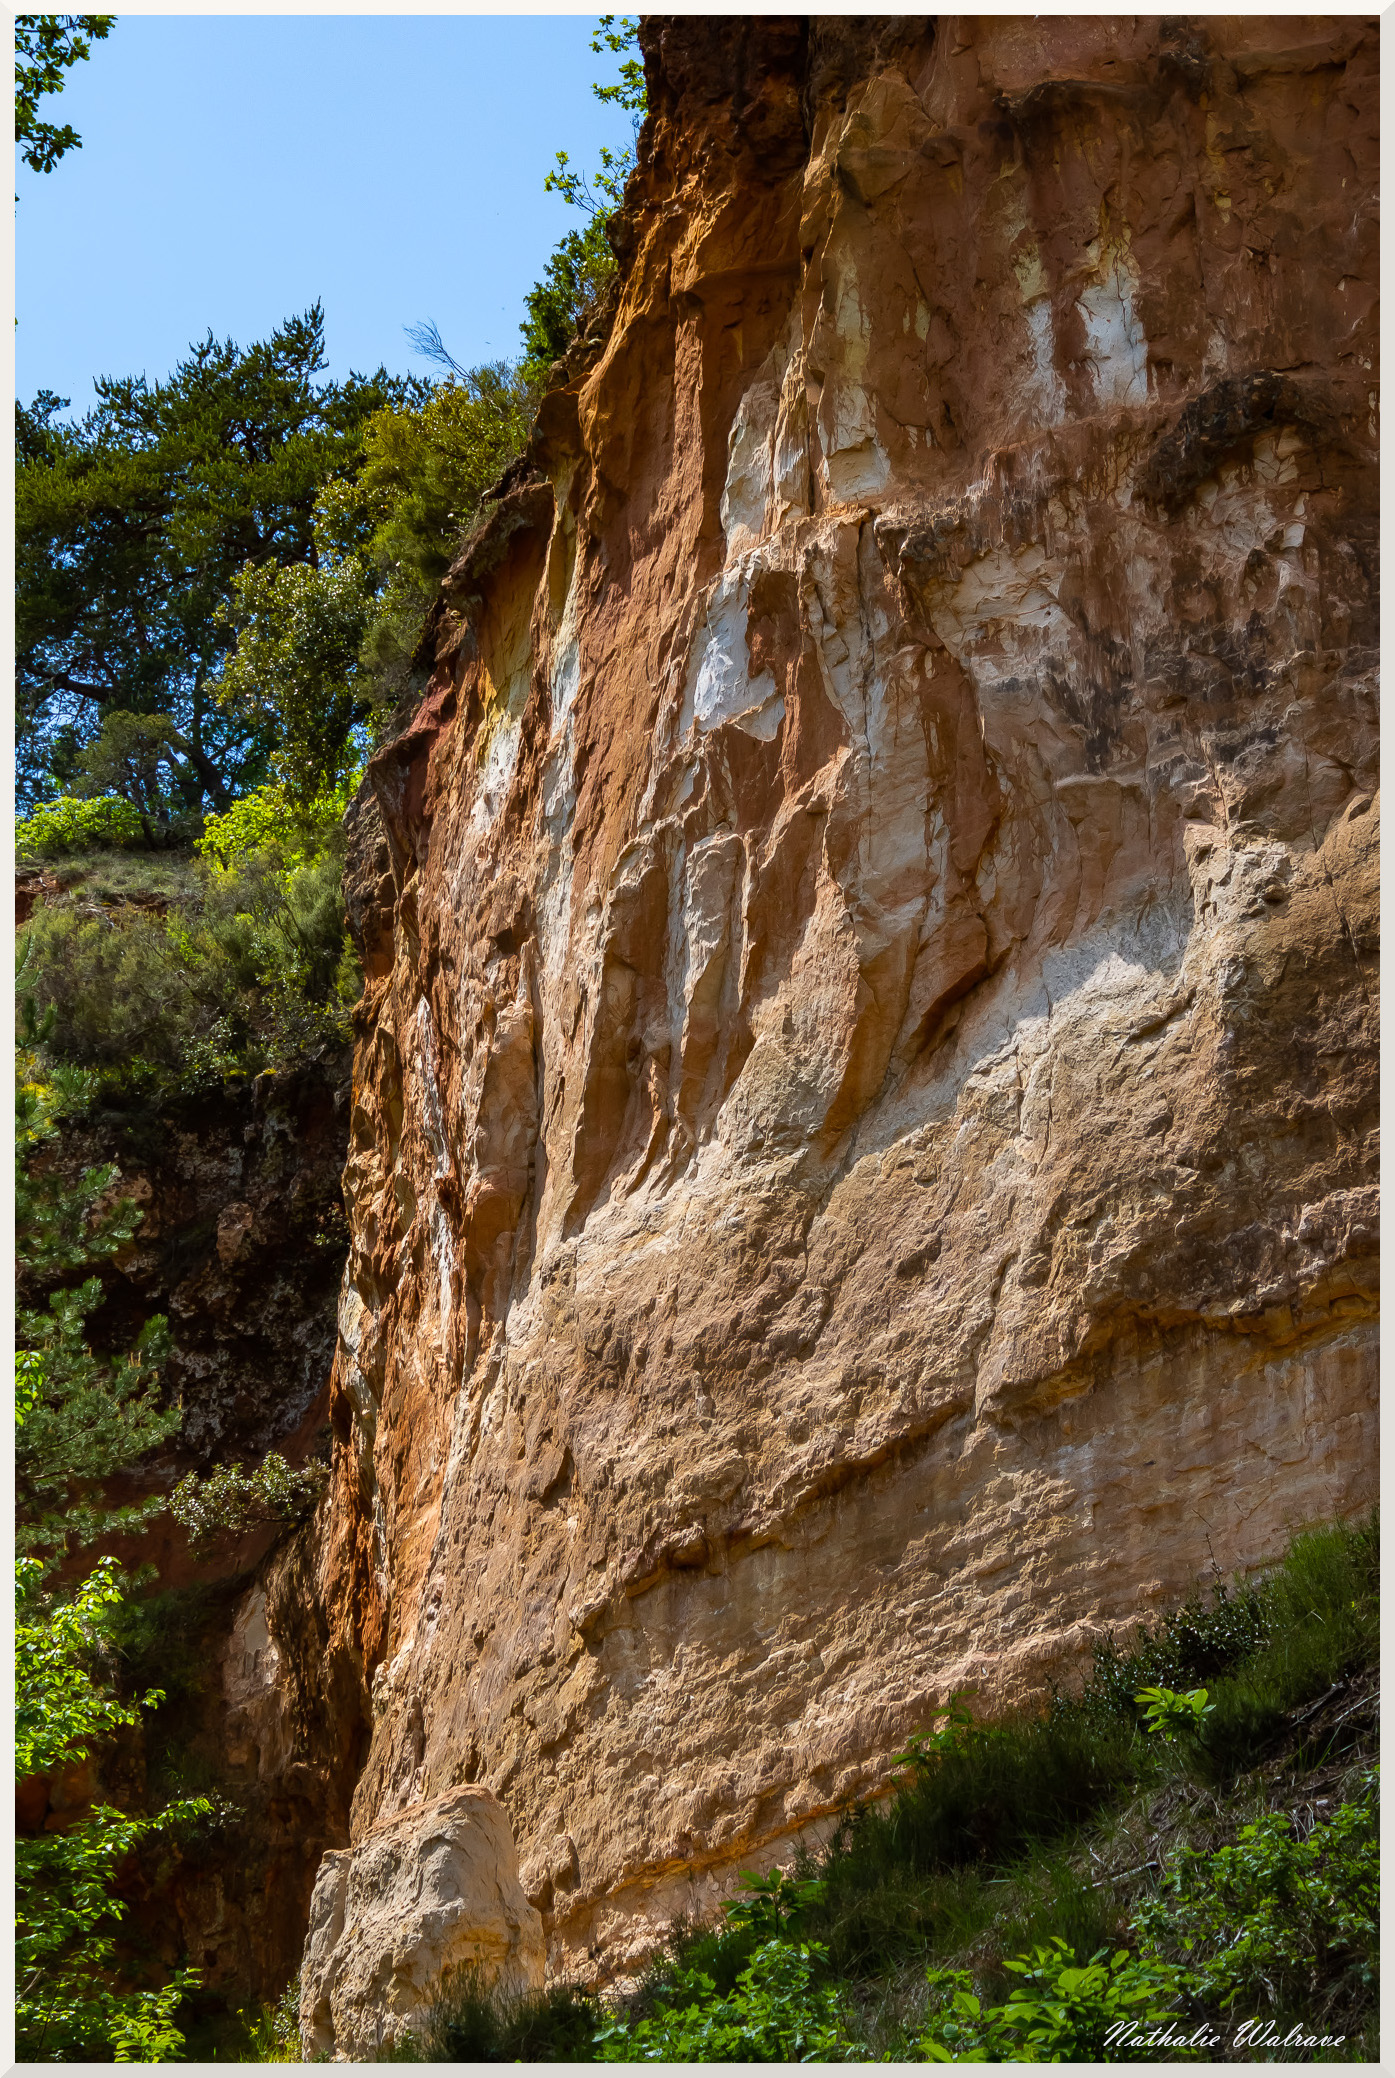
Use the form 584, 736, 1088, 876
266, 15, 1376, 1985
298, 1787, 545, 2060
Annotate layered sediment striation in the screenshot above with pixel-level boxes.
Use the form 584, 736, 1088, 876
271, 15, 1377, 1984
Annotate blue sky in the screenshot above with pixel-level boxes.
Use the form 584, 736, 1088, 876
15, 13, 638, 412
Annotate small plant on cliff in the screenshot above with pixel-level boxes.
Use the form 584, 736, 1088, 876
170, 1451, 330, 1555
724, 1868, 827, 1940
1134, 1684, 1215, 1746
892, 1691, 978, 1780
228, 362, 535, 748
15, 1554, 208, 2062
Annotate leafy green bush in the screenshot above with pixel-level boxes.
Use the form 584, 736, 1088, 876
724, 1868, 828, 1940
593, 1940, 856, 2063
914, 1940, 1188, 2063
17, 1050, 180, 1566
17, 792, 145, 857
235, 1977, 304, 2062
195, 778, 351, 871
16, 1556, 208, 2062
892, 1692, 977, 1779
18, 782, 361, 1093
19, 896, 211, 1072
1133, 1778, 1379, 2029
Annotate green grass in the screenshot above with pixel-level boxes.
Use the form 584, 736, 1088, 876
378, 1973, 603, 2064
20, 845, 200, 905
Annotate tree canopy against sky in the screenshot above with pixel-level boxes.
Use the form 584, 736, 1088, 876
14, 14, 113, 181
15, 307, 420, 812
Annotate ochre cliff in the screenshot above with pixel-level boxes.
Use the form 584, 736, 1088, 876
261, 15, 1377, 1986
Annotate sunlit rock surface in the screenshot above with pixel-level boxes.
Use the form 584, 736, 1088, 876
289, 17, 1376, 1982
298, 1787, 544, 2059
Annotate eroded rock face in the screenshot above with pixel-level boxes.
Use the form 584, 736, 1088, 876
291, 16, 1376, 1982
298, 1787, 545, 2060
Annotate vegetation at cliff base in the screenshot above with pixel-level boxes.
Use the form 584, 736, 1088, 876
369, 1517, 1377, 2065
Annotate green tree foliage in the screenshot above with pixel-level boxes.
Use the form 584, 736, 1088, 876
16, 982, 136, 1277
16, 1555, 207, 2061
18, 21, 648, 820
15, 1029, 180, 1565
218, 559, 375, 804
70, 708, 217, 847
220, 364, 534, 784
15, 14, 113, 181
519, 217, 620, 390
170, 1450, 329, 1555
15, 306, 418, 810
544, 13, 645, 215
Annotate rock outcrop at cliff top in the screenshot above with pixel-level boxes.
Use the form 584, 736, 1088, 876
283, 16, 1377, 1984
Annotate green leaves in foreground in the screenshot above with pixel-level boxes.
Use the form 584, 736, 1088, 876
916, 1940, 1188, 2063
16, 1558, 209, 2062
1133, 1776, 1379, 2025
593, 1939, 855, 2063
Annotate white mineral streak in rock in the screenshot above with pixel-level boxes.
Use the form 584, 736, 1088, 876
299, 1788, 545, 2061
1077, 238, 1151, 409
